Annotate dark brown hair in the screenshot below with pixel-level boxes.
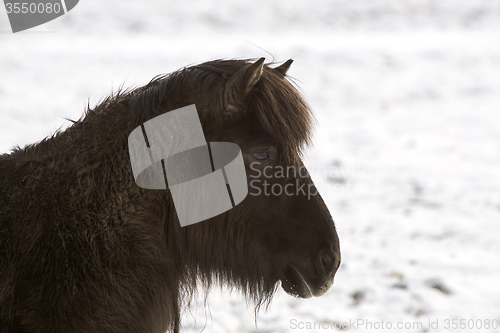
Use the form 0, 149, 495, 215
0, 59, 339, 333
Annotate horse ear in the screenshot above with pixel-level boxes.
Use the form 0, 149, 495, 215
224, 57, 265, 115
274, 59, 293, 76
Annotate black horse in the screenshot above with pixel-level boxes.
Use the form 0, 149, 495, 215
0, 58, 340, 332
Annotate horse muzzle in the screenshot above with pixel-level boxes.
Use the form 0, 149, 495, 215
281, 249, 340, 298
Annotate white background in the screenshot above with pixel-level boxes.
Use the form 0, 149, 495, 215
1, 1, 500, 332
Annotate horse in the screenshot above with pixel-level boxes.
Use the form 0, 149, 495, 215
0, 58, 341, 333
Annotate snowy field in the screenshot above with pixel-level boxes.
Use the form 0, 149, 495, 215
1, 1, 500, 332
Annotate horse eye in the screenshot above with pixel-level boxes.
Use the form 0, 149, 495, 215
252, 151, 271, 161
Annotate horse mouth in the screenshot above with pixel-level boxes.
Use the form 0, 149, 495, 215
281, 265, 314, 299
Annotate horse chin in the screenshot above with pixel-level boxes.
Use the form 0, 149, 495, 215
281, 265, 334, 299
280, 265, 314, 299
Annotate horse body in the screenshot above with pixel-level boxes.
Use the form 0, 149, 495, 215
0, 59, 340, 332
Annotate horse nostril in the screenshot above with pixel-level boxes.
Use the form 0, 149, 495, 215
320, 251, 336, 277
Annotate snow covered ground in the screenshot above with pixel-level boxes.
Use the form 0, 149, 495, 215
1, 1, 500, 332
